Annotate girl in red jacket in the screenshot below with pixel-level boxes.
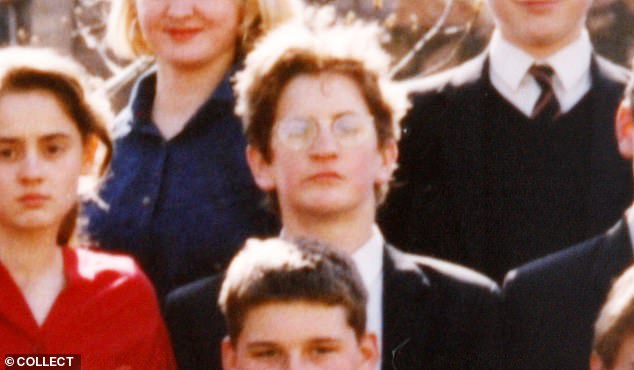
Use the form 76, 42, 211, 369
0, 46, 176, 370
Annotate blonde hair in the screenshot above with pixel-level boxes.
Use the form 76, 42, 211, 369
106, 0, 304, 60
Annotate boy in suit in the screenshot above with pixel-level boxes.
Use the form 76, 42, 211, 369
503, 68, 634, 369
218, 237, 378, 370
380, 0, 632, 281
165, 5, 500, 370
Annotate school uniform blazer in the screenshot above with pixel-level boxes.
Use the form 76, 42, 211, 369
379, 52, 632, 281
502, 219, 633, 370
164, 244, 501, 370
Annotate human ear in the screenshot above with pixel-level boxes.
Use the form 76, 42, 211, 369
358, 332, 379, 370
376, 139, 398, 185
589, 352, 607, 370
616, 101, 634, 159
221, 336, 238, 370
246, 144, 276, 191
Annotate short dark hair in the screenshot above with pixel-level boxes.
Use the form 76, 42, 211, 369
593, 264, 634, 369
218, 237, 368, 343
0, 47, 114, 245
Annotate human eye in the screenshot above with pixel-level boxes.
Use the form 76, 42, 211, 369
0, 143, 19, 162
309, 343, 339, 357
250, 348, 280, 359
334, 114, 371, 141
279, 118, 311, 139
41, 138, 69, 159
338, 114, 367, 132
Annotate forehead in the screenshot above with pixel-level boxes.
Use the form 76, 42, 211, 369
0, 89, 79, 138
239, 301, 355, 344
275, 72, 370, 119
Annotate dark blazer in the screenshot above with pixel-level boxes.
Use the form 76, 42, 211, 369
502, 219, 633, 370
379, 53, 632, 281
164, 244, 501, 370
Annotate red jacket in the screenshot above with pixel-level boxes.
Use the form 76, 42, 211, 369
0, 247, 176, 370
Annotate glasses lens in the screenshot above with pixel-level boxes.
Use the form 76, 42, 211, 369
276, 118, 315, 149
333, 114, 372, 146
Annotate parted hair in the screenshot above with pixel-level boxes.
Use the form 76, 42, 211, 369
218, 237, 368, 343
0, 46, 114, 245
593, 264, 634, 369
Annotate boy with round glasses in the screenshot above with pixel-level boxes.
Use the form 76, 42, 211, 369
165, 6, 501, 370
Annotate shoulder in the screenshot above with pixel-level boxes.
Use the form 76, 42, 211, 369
166, 274, 223, 311
386, 245, 499, 295
72, 247, 149, 285
503, 221, 627, 295
111, 107, 134, 139
594, 54, 630, 85
112, 68, 157, 139
402, 53, 487, 96
163, 274, 226, 357
398, 53, 488, 138
66, 247, 161, 314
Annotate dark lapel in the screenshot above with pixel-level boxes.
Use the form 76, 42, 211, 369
381, 245, 431, 370
586, 58, 632, 232
590, 218, 633, 294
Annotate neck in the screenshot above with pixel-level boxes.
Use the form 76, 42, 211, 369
513, 30, 583, 61
0, 227, 61, 283
280, 205, 376, 255
153, 53, 234, 139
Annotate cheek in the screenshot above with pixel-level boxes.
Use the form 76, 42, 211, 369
56, 157, 84, 192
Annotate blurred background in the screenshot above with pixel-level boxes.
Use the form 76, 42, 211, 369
2, 0, 632, 109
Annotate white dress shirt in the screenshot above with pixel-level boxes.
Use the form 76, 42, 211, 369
351, 225, 384, 370
488, 29, 593, 117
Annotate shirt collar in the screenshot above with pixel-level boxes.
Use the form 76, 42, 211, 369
546, 30, 592, 91
128, 66, 237, 135
351, 225, 384, 291
489, 30, 535, 92
489, 29, 592, 92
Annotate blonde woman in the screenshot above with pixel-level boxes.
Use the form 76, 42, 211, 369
84, 0, 301, 299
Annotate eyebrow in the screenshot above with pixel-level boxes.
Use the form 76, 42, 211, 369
0, 133, 72, 142
246, 337, 342, 347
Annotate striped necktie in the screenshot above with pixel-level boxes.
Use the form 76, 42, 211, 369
529, 64, 561, 120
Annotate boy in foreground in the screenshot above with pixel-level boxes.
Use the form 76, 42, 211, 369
218, 237, 378, 370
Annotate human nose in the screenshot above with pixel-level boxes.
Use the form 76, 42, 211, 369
166, 0, 195, 17
308, 123, 339, 158
285, 352, 308, 370
18, 151, 44, 184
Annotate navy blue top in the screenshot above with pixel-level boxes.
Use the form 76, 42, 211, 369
83, 70, 277, 298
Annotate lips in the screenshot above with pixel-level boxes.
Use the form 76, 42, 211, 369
519, 0, 559, 11
18, 193, 50, 208
307, 171, 343, 183
165, 27, 202, 42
